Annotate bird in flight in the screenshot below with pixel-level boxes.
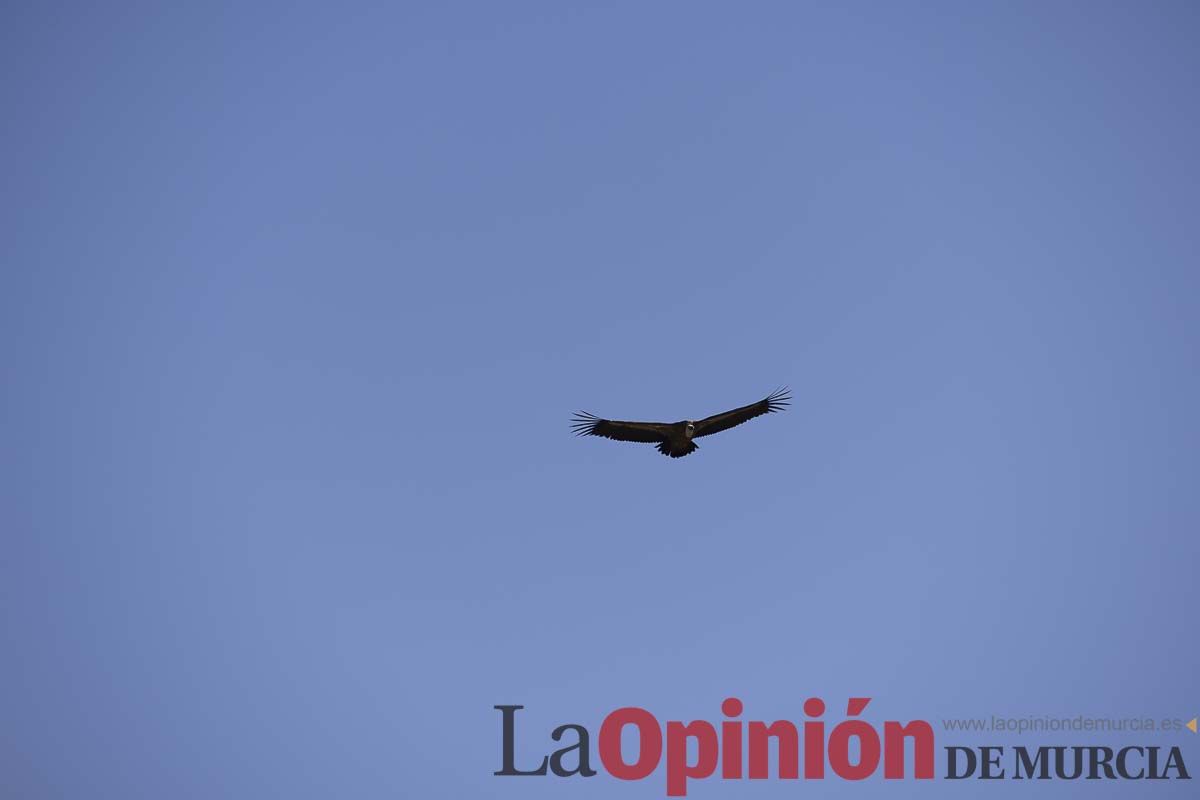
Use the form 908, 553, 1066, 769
571, 388, 790, 458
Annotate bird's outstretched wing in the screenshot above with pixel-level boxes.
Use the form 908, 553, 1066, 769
692, 388, 790, 439
571, 412, 672, 443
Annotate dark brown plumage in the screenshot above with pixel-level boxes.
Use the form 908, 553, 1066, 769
571, 388, 790, 458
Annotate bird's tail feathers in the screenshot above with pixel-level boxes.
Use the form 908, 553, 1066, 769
657, 440, 699, 458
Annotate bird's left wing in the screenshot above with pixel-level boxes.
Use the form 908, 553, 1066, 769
692, 388, 790, 439
571, 412, 671, 443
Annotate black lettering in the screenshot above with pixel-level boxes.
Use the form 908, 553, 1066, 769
944, 746, 977, 779
494, 705, 549, 776
1088, 746, 1115, 779
1116, 746, 1144, 779
1014, 746, 1051, 779
549, 724, 596, 777
1162, 747, 1191, 780
979, 746, 1004, 779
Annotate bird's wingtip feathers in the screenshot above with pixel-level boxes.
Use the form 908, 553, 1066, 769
570, 411, 602, 436
765, 386, 791, 412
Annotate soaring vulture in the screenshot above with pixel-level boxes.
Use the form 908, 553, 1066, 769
571, 388, 790, 458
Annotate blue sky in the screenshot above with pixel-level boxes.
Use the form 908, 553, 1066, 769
3, 2, 1199, 798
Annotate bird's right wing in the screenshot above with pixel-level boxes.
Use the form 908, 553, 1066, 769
571, 412, 671, 443
692, 388, 791, 439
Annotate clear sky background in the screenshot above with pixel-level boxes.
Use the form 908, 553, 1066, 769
3, 2, 1198, 798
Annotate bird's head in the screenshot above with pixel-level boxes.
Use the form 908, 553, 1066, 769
685, 421, 695, 438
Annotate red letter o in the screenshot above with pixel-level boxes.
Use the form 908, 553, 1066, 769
599, 707, 663, 780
